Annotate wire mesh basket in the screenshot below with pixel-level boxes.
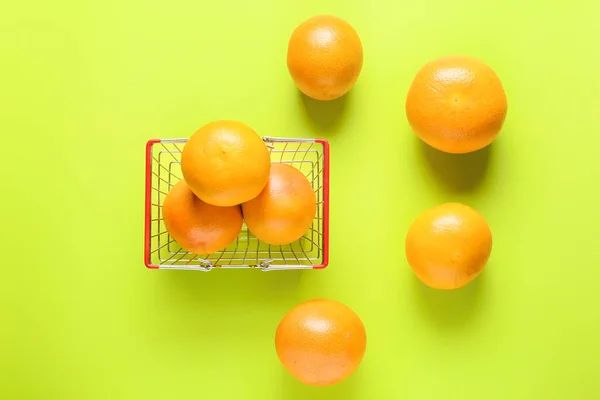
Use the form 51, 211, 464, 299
144, 137, 330, 271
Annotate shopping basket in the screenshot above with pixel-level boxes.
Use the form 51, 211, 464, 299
144, 137, 330, 271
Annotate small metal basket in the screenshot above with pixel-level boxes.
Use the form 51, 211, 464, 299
144, 137, 330, 271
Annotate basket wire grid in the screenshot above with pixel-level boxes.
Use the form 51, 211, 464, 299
144, 137, 330, 271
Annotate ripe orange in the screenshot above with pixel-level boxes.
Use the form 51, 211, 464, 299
241, 163, 316, 246
162, 180, 243, 255
181, 120, 270, 207
405, 55, 508, 154
275, 298, 367, 386
405, 202, 493, 290
287, 15, 363, 101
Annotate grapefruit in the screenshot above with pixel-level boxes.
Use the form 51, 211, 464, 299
275, 298, 367, 386
405, 202, 493, 290
241, 163, 316, 246
162, 180, 243, 255
405, 55, 508, 154
287, 15, 363, 101
181, 120, 270, 207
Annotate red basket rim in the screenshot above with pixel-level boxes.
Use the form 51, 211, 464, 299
144, 137, 330, 270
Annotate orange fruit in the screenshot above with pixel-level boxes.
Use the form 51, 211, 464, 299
405, 202, 493, 290
275, 298, 367, 386
287, 15, 363, 101
181, 120, 270, 207
241, 163, 316, 246
405, 55, 508, 154
162, 180, 243, 255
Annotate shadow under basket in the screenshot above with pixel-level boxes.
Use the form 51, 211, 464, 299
144, 137, 330, 271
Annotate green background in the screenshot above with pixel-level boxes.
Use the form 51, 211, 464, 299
2, 0, 599, 398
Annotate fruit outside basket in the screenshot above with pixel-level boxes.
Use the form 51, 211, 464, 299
144, 137, 330, 271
